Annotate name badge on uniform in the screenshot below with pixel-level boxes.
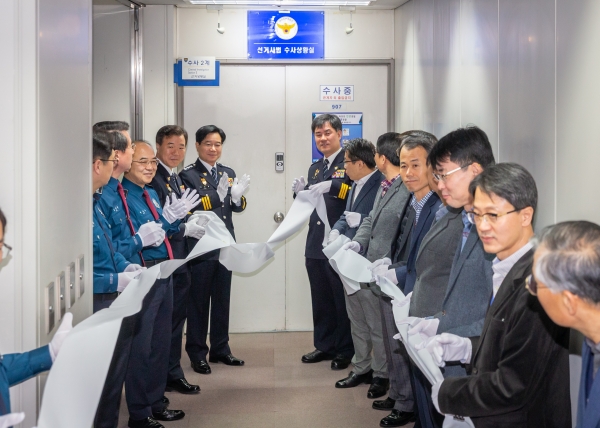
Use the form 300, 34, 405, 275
332, 169, 346, 179
152, 199, 161, 209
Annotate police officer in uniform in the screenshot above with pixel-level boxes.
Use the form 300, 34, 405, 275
149, 125, 200, 395
292, 114, 354, 370
179, 125, 250, 375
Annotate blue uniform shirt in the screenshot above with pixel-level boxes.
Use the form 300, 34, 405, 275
121, 177, 181, 262
1, 346, 52, 415
97, 177, 143, 261
93, 195, 130, 293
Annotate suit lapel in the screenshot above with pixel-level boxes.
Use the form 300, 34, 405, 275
372, 178, 404, 225
196, 159, 218, 189
352, 172, 379, 210
417, 206, 457, 256
443, 226, 479, 303
323, 150, 345, 180
411, 195, 440, 246
472, 249, 533, 362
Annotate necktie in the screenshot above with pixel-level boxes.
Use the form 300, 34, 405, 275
171, 173, 182, 196
323, 158, 330, 170
117, 183, 145, 265
211, 167, 217, 182
142, 189, 174, 260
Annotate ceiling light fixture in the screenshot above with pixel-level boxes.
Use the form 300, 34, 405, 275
190, 0, 372, 6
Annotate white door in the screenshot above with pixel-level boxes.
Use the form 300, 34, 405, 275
182, 63, 390, 332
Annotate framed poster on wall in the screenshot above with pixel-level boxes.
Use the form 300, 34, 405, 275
312, 113, 363, 162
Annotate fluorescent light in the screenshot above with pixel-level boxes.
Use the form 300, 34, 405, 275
189, 0, 372, 5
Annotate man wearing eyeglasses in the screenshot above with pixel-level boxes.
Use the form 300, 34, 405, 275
418, 163, 570, 428
399, 127, 495, 428
179, 125, 250, 376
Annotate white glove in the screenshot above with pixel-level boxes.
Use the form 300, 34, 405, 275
416, 333, 472, 367
327, 229, 340, 244
217, 173, 230, 202
369, 257, 392, 270
124, 263, 144, 273
0, 413, 25, 428
292, 176, 306, 194
372, 266, 399, 285
309, 181, 332, 195
432, 380, 443, 414
117, 271, 139, 293
399, 317, 440, 342
184, 221, 206, 240
231, 174, 250, 204
344, 211, 361, 228
49, 312, 73, 362
137, 222, 165, 247
162, 189, 200, 223
188, 212, 211, 227
341, 241, 361, 253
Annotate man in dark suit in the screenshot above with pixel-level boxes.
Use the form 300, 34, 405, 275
370, 131, 441, 427
293, 114, 354, 370
420, 163, 571, 428
179, 125, 249, 375
326, 138, 385, 392
532, 221, 600, 428
151, 125, 200, 395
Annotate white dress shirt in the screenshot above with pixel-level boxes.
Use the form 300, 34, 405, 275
492, 242, 533, 299
352, 170, 377, 204
324, 147, 342, 169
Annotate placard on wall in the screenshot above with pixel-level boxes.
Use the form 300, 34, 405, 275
248, 11, 324, 60
312, 113, 363, 162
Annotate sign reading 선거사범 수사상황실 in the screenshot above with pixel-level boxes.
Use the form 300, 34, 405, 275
247, 11, 324, 60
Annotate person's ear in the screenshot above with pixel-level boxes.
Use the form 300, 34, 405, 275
92, 159, 102, 175
520, 206, 534, 227
471, 162, 483, 176
562, 290, 579, 317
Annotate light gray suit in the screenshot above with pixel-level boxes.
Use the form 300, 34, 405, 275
353, 177, 413, 411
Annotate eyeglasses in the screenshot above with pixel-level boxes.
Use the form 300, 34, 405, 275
467, 209, 520, 225
432, 163, 472, 182
525, 274, 548, 296
1, 242, 12, 259
132, 159, 159, 168
343, 159, 358, 165
200, 142, 222, 149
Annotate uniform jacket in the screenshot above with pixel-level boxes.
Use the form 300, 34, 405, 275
332, 170, 384, 240
179, 159, 247, 260
390, 193, 442, 293
98, 177, 143, 261
353, 176, 410, 263
435, 219, 494, 339
439, 249, 571, 428
151, 163, 189, 272
121, 177, 182, 262
93, 195, 130, 293
304, 150, 353, 259
0, 346, 52, 415
578, 340, 600, 428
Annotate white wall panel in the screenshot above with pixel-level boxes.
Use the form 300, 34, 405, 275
412, 0, 435, 132
556, 0, 600, 224
176, 8, 394, 60
498, 0, 555, 229
394, 1, 414, 131
459, 0, 499, 158
93, 5, 131, 125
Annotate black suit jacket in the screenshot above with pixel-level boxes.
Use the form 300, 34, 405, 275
439, 249, 571, 428
149, 164, 188, 266
303, 150, 353, 259
179, 158, 247, 260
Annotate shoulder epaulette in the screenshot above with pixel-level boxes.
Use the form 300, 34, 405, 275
183, 164, 195, 170
311, 158, 321, 165
217, 162, 231, 169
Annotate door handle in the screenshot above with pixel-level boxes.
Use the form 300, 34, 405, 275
274, 212, 285, 223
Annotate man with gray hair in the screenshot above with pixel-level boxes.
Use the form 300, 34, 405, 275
418, 163, 571, 427
533, 221, 600, 428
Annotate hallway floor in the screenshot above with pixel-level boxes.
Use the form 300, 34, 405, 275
117, 331, 414, 428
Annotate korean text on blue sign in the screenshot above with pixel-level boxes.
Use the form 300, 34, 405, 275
248, 11, 324, 60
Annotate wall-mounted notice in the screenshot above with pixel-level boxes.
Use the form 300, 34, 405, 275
248, 11, 324, 60
312, 113, 363, 162
182, 56, 216, 80
320, 85, 354, 101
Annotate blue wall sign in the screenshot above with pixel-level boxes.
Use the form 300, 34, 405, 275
248, 11, 324, 60
312, 113, 363, 163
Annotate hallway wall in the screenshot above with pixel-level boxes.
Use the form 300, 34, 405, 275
394, 0, 600, 231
